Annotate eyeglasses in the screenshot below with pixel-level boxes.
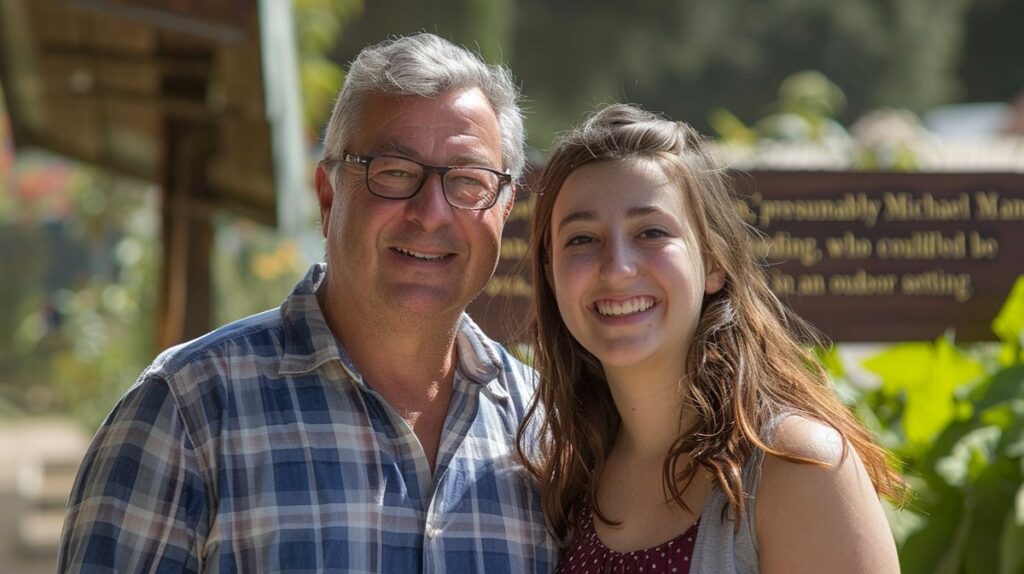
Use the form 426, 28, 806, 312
339, 152, 513, 210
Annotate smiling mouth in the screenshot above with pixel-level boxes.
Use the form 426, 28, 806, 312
393, 247, 450, 261
594, 296, 656, 317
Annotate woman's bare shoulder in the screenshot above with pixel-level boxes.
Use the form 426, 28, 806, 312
755, 414, 900, 573
768, 414, 847, 465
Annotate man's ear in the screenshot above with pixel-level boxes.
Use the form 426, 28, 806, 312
315, 162, 334, 236
501, 185, 516, 221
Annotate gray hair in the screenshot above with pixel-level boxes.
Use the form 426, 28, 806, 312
321, 33, 526, 183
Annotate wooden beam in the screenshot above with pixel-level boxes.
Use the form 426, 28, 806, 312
156, 119, 214, 350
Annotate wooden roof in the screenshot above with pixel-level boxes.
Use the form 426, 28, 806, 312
0, 0, 304, 226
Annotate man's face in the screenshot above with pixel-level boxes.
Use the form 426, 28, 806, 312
317, 88, 511, 324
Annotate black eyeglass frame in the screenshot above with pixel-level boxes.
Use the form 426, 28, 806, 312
339, 151, 514, 211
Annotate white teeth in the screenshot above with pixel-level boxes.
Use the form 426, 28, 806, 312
396, 247, 445, 261
595, 297, 655, 317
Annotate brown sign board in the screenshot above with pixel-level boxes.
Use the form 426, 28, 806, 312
468, 171, 1024, 343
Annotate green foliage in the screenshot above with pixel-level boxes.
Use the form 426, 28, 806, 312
993, 277, 1024, 366
326, 0, 1013, 148
0, 163, 159, 429
210, 214, 309, 326
711, 70, 851, 145
293, 0, 363, 133
863, 333, 986, 455
854, 280, 1024, 574
508, 0, 975, 142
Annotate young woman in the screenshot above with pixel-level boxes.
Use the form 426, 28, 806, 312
518, 104, 905, 573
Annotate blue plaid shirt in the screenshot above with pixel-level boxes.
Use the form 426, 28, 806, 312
59, 264, 558, 573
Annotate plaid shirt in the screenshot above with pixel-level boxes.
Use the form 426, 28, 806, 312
59, 264, 558, 573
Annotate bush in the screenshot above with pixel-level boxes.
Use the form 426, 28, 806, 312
853, 277, 1024, 574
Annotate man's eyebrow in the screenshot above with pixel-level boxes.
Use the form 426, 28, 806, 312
374, 141, 499, 169
376, 141, 418, 158
450, 153, 502, 169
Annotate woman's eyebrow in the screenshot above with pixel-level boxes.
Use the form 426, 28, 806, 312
555, 210, 597, 230
625, 205, 664, 219
556, 205, 668, 231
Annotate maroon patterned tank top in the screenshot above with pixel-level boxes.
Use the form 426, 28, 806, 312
557, 507, 699, 574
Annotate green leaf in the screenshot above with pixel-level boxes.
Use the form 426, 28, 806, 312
999, 502, 1024, 574
965, 467, 1021, 574
974, 365, 1024, 412
708, 108, 757, 145
864, 342, 932, 397
1017, 482, 1024, 526
863, 335, 985, 452
982, 403, 1017, 430
1003, 415, 1024, 459
899, 486, 966, 574
883, 501, 926, 547
816, 344, 846, 379
922, 418, 977, 468
992, 276, 1024, 365
935, 426, 1001, 487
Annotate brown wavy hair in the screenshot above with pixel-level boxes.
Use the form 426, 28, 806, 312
516, 103, 906, 542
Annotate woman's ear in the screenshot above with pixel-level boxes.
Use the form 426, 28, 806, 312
705, 263, 726, 295
541, 247, 555, 291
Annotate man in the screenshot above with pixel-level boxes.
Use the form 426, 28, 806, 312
59, 33, 558, 573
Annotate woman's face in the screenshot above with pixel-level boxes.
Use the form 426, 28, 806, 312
546, 159, 724, 377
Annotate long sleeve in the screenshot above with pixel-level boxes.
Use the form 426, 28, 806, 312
58, 375, 210, 573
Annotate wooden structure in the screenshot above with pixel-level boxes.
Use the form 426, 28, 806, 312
0, 0, 305, 349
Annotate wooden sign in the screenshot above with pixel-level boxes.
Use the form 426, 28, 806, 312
733, 171, 1024, 341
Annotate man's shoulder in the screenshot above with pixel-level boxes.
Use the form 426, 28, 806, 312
149, 307, 285, 381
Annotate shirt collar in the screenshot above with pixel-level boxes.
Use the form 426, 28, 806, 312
279, 263, 345, 376
279, 263, 505, 393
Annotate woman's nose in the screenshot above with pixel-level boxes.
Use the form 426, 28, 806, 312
598, 236, 637, 281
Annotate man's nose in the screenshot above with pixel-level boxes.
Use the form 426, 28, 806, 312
405, 173, 453, 230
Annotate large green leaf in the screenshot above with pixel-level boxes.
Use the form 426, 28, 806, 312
863, 335, 985, 452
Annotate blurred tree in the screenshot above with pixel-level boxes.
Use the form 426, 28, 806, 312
513, 0, 975, 141
318, 0, 1019, 145
333, 0, 513, 69
960, 0, 1024, 103
295, 0, 364, 135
